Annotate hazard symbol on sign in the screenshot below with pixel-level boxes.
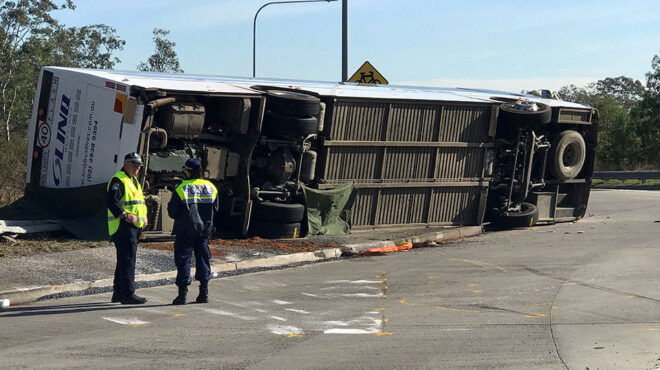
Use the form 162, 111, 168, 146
348, 61, 388, 84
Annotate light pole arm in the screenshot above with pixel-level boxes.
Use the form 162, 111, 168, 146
253, 0, 337, 78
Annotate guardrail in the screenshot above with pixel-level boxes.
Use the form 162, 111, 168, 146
593, 170, 660, 184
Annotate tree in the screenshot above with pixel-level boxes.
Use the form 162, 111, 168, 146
0, 0, 125, 207
558, 54, 660, 170
590, 96, 642, 169
137, 28, 183, 73
638, 53, 660, 121
594, 76, 644, 111
0, 0, 125, 141
557, 84, 596, 106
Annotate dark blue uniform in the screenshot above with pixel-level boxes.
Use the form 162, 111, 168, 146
167, 178, 219, 289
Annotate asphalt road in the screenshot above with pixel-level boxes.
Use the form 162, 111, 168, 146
1, 189, 659, 369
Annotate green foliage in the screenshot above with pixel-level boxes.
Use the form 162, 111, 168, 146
137, 28, 183, 73
0, 0, 125, 206
558, 54, 660, 170
0, 137, 26, 206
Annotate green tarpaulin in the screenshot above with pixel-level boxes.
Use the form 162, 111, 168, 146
301, 182, 357, 235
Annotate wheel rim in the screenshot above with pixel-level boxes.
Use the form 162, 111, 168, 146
563, 142, 579, 168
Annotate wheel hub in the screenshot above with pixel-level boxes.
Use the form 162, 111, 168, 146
511, 98, 539, 112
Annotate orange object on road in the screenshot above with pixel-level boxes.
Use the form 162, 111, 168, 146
363, 242, 413, 253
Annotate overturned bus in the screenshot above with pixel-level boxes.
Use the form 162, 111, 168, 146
25, 67, 597, 240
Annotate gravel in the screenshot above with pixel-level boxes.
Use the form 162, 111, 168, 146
0, 240, 337, 293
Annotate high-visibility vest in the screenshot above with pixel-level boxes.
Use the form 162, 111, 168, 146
107, 170, 147, 235
175, 178, 218, 205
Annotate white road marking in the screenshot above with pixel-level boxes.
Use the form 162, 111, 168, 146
202, 308, 255, 321
301, 293, 319, 297
271, 299, 291, 305
226, 301, 264, 308
285, 308, 310, 314
271, 316, 287, 321
103, 317, 149, 326
268, 324, 303, 335
323, 317, 382, 334
325, 280, 382, 284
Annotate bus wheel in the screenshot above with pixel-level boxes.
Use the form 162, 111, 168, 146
262, 110, 319, 136
250, 219, 302, 239
550, 130, 586, 182
498, 100, 551, 128
252, 200, 305, 223
266, 90, 321, 116
489, 202, 538, 228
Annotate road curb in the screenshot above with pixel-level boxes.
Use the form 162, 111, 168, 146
341, 225, 483, 254
0, 226, 481, 306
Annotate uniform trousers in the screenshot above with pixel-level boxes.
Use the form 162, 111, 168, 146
174, 231, 212, 288
112, 223, 141, 297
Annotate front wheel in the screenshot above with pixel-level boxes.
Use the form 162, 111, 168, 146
550, 130, 586, 182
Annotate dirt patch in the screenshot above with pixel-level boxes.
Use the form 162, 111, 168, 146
209, 236, 341, 253
0, 234, 342, 259
142, 242, 226, 257
0, 236, 111, 258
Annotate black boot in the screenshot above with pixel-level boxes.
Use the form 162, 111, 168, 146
120, 293, 147, 304
111, 290, 121, 303
195, 285, 208, 304
172, 286, 187, 305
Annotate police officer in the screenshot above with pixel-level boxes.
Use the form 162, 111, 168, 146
106, 152, 148, 304
167, 158, 219, 305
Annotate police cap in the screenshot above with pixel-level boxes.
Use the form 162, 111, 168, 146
183, 158, 201, 171
124, 152, 143, 164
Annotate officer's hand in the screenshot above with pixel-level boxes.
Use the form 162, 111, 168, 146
143, 217, 149, 227
126, 213, 138, 224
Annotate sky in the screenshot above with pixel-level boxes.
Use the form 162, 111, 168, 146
53, 0, 660, 93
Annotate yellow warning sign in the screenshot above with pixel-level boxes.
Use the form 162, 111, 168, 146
348, 61, 388, 84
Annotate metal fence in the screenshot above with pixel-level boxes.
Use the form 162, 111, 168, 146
593, 171, 660, 183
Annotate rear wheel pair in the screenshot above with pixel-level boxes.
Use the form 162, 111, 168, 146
488, 202, 539, 228
250, 200, 305, 238
262, 90, 321, 137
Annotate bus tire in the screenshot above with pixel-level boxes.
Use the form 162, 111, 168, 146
263, 111, 319, 136
489, 202, 539, 228
252, 200, 305, 223
499, 101, 552, 127
250, 219, 302, 239
550, 130, 586, 182
266, 90, 321, 116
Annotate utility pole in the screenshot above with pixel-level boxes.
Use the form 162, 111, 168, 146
253, 0, 337, 78
342, 0, 348, 82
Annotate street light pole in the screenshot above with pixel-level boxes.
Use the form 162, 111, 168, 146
253, 0, 337, 78
342, 0, 348, 82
